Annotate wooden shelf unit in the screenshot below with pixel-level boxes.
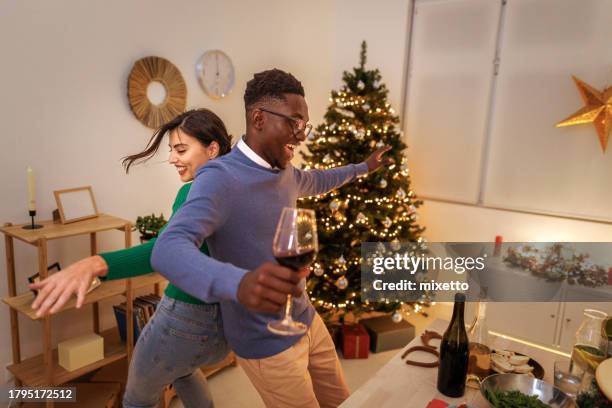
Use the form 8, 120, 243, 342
1, 214, 165, 408
7, 329, 126, 387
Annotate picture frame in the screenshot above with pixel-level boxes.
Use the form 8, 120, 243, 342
53, 186, 99, 224
28, 262, 101, 296
28, 262, 61, 295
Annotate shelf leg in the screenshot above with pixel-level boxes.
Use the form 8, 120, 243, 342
126, 278, 134, 361
43, 315, 54, 408
90, 232, 97, 255
4, 224, 22, 386
93, 304, 100, 334
124, 222, 135, 360
124, 222, 132, 248
38, 237, 53, 407
90, 233, 100, 334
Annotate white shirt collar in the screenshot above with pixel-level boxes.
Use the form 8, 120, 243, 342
237, 136, 273, 169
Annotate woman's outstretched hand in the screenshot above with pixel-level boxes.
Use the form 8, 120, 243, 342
30, 255, 108, 317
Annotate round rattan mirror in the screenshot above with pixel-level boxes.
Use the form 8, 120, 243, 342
127, 56, 187, 129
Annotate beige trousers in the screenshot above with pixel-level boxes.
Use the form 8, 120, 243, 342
237, 313, 350, 408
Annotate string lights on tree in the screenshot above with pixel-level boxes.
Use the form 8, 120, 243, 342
300, 41, 429, 321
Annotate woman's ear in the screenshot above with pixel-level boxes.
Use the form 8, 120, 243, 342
208, 141, 220, 159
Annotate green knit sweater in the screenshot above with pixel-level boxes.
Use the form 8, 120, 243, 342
99, 183, 205, 304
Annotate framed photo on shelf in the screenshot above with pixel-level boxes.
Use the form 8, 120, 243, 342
28, 262, 101, 296
28, 262, 61, 295
53, 186, 99, 224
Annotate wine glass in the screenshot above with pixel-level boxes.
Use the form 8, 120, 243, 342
268, 207, 318, 336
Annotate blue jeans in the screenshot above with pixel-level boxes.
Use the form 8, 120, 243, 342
122, 296, 229, 408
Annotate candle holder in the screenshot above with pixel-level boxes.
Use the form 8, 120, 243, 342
23, 210, 43, 230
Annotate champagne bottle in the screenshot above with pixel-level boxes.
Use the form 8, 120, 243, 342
437, 293, 469, 397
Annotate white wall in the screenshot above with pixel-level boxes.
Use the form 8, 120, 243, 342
420, 200, 612, 242
0, 0, 410, 385
331, 0, 411, 111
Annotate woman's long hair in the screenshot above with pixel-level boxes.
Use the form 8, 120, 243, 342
122, 108, 232, 173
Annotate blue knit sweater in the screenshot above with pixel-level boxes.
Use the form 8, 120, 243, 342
151, 146, 368, 358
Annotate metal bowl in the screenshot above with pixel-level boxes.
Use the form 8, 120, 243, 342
480, 373, 577, 408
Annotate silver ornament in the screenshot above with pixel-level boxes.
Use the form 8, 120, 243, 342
329, 199, 340, 212
391, 311, 402, 323
390, 238, 401, 251
336, 276, 348, 290
314, 267, 324, 276
336, 255, 346, 266
376, 140, 385, 148
357, 80, 365, 90
363, 103, 371, 111
323, 154, 331, 163
356, 212, 367, 223
343, 109, 356, 118
379, 178, 388, 188
355, 129, 365, 140
396, 188, 406, 199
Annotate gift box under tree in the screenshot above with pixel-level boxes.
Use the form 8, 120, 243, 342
342, 324, 370, 359
360, 314, 415, 353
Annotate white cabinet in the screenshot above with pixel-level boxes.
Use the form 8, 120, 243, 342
488, 302, 561, 346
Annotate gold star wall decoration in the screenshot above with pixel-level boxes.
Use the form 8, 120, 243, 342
556, 76, 612, 152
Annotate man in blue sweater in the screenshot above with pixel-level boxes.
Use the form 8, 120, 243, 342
152, 69, 391, 407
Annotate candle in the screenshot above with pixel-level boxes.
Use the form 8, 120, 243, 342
27, 166, 36, 212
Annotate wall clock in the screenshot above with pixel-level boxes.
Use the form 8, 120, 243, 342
196, 50, 235, 99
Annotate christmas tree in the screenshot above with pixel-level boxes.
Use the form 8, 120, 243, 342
300, 41, 427, 321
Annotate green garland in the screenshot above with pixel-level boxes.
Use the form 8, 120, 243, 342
504, 244, 608, 287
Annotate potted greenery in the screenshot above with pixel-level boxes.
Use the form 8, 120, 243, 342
135, 213, 167, 243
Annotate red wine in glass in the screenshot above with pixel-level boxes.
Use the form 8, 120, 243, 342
268, 207, 318, 336
275, 249, 317, 271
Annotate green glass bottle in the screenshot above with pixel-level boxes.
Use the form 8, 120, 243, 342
437, 293, 469, 397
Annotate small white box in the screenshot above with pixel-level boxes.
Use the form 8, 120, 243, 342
58, 333, 104, 372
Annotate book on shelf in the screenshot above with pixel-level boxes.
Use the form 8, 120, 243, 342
113, 294, 161, 344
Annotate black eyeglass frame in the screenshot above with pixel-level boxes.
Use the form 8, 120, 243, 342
258, 108, 313, 137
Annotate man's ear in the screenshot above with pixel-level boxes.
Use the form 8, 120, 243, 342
208, 141, 220, 159
251, 109, 265, 131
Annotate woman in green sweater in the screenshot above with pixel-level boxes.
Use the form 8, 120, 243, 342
30, 108, 232, 408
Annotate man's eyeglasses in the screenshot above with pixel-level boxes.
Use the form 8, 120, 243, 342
259, 108, 313, 137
